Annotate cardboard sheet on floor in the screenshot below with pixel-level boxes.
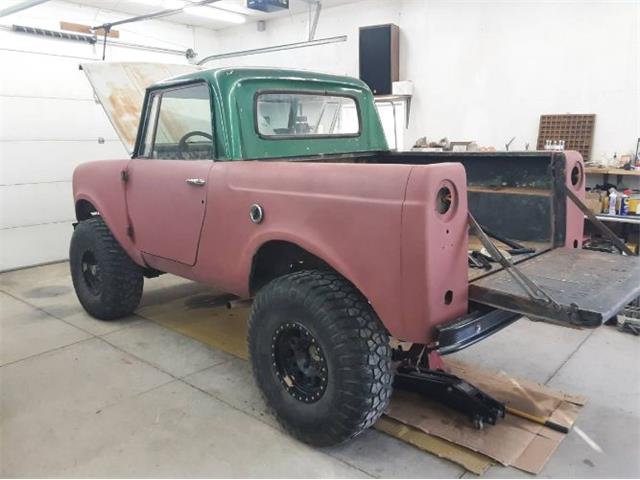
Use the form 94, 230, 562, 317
137, 291, 585, 475
386, 360, 585, 474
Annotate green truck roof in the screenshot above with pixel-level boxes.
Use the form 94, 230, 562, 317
153, 67, 389, 160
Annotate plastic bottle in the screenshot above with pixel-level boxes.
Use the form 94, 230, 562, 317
608, 188, 618, 215
620, 190, 631, 216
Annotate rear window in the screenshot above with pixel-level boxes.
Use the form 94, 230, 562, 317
255, 92, 360, 138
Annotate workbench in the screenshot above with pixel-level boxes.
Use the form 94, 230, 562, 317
584, 167, 640, 250
585, 166, 640, 186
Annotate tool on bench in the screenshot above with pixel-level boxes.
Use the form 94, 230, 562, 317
468, 250, 492, 269
468, 223, 535, 269
477, 224, 537, 255
505, 406, 570, 434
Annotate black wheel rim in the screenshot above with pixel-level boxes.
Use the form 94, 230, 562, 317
272, 322, 328, 403
81, 250, 102, 295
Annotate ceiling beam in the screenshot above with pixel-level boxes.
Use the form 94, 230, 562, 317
0, 0, 50, 18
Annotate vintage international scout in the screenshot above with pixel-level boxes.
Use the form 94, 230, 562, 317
72, 64, 640, 446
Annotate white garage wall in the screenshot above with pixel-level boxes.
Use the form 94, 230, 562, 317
0, 1, 218, 271
200, 0, 639, 160
1, 0, 638, 271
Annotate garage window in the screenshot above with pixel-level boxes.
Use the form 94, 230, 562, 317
255, 92, 360, 138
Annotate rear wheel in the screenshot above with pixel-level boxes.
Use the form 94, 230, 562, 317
70, 217, 143, 320
248, 270, 392, 446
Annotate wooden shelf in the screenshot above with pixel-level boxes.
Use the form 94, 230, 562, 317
585, 167, 640, 177
467, 186, 551, 196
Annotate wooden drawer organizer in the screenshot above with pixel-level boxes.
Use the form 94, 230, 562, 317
537, 114, 595, 161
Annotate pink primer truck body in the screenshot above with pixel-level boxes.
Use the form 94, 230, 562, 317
71, 64, 640, 445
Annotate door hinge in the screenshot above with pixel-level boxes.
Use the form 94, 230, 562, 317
121, 169, 129, 182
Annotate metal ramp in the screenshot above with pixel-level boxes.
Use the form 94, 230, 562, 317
469, 248, 640, 326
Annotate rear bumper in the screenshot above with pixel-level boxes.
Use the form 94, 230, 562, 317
437, 308, 520, 355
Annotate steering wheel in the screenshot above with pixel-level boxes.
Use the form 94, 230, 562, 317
177, 130, 213, 159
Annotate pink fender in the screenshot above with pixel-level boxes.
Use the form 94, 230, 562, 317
400, 165, 469, 342
72, 160, 145, 266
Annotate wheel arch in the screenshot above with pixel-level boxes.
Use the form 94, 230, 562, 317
245, 234, 395, 338
73, 192, 145, 267
249, 240, 332, 295
75, 198, 98, 221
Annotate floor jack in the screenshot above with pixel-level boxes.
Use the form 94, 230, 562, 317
392, 344, 505, 429
392, 343, 570, 433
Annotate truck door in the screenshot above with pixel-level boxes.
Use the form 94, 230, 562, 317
125, 82, 214, 266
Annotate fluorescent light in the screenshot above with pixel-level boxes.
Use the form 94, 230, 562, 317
183, 5, 246, 23
130, 0, 187, 9
129, 0, 247, 24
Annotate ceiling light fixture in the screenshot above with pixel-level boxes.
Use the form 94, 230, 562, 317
130, 0, 187, 9
183, 5, 246, 23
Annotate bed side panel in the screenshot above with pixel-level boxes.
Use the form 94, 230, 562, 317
401, 163, 469, 343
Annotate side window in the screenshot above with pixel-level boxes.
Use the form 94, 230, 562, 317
142, 83, 213, 160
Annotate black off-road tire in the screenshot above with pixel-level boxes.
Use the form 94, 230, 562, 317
248, 270, 393, 447
70, 217, 143, 320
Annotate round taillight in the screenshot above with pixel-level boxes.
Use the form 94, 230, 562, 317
436, 186, 452, 215
570, 163, 583, 188
435, 181, 458, 221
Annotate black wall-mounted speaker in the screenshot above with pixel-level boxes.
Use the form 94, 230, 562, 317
359, 24, 399, 96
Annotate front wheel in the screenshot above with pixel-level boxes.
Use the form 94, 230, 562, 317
248, 270, 393, 446
70, 217, 143, 320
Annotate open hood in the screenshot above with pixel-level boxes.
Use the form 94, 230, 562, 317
81, 62, 202, 154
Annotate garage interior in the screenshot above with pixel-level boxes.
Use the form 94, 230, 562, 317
1, 0, 639, 478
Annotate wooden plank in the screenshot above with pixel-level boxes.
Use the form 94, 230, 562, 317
467, 186, 551, 196
60, 21, 119, 38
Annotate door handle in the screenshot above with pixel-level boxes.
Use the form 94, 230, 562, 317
185, 178, 206, 186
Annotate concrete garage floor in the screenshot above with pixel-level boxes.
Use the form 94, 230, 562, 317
1, 262, 639, 478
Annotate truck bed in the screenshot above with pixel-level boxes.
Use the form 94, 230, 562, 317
324, 151, 640, 328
